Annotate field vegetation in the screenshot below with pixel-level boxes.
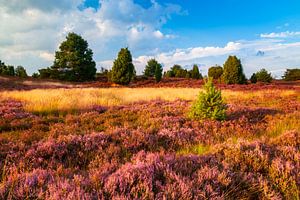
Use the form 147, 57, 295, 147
0, 78, 299, 199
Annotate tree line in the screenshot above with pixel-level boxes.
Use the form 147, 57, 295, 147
1, 32, 300, 83
0, 61, 28, 78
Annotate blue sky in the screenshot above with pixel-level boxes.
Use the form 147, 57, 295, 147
1, 0, 300, 77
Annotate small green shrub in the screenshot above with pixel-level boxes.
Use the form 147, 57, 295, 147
256, 68, 272, 83
189, 78, 227, 121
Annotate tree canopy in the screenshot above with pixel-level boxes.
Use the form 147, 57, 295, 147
51, 32, 96, 81
208, 65, 223, 80
222, 56, 246, 84
111, 48, 136, 85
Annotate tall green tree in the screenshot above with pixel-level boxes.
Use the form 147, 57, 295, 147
191, 64, 202, 79
222, 55, 246, 84
111, 48, 135, 85
250, 73, 257, 83
154, 62, 163, 82
15, 66, 28, 78
51, 32, 96, 81
144, 59, 159, 77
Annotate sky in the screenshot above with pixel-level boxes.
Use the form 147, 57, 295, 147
1, 0, 300, 78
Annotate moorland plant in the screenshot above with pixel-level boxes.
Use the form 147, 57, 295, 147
0, 84, 299, 199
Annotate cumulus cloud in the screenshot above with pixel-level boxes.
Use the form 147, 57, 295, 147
260, 31, 300, 38
0, 0, 299, 78
0, 0, 81, 12
0, 0, 182, 74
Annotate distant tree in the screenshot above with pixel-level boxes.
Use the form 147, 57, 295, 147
255, 68, 272, 83
190, 64, 202, 79
0, 61, 15, 76
15, 66, 28, 78
189, 78, 227, 121
250, 73, 257, 83
38, 68, 52, 79
222, 56, 246, 84
208, 65, 223, 80
32, 72, 39, 78
111, 48, 135, 85
51, 32, 96, 81
283, 68, 300, 81
164, 70, 175, 78
5, 66, 15, 76
154, 63, 163, 82
144, 59, 160, 77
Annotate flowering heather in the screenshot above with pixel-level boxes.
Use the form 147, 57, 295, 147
0, 86, 299, 199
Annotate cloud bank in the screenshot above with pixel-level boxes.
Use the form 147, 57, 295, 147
0, 0, 299, 78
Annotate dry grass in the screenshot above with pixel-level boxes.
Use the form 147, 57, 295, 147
0, 88, 297, 114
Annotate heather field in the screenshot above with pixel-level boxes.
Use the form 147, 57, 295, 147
0, 80, 299, 199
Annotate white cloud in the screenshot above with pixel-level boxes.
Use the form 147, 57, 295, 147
260, 31, 300, 38
0, 0, 182, 74
0, 0, 299, 78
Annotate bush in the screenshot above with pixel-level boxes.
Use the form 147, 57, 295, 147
208, 65, 223, 80
222, 56, 246, 84
255, 68, 272, 83
189, 78, 227, 121
111, 48, 136, 85
283, 68, 300, 81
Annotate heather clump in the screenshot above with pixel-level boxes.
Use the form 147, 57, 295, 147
0, 86, 299, 199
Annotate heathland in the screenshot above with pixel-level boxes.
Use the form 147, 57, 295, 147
0, 77, 299, 199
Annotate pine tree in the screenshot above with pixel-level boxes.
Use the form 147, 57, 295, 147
154, 63, 163, 82
111, 48, 135, 85
191, 64, 202, 79
189, 78, 227, 121
250, 73, 257, 83
51, 32, 96, 81
222, 56, 246, 84
144, 59, 159, 77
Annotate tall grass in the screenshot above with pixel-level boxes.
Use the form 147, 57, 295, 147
0, 88, 297, 114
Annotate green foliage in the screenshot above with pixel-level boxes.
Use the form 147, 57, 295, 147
255, 68, 272, 83
32, 73, 39, 78
222, 56, 246, 84
208, 65, 223, 80
189, 78, 227, 121
144, 59, 159, 77
190, 64, 202, 79
154, 62, 163, 82
51, 32, 96, 82
15, 66, 28, 78
111, 48, 135, 85
283, 68, 300, 81
164, 65, 189, 78
0, 61, 15, 76
38, 68, 52, 79
250, 73, 257, 83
